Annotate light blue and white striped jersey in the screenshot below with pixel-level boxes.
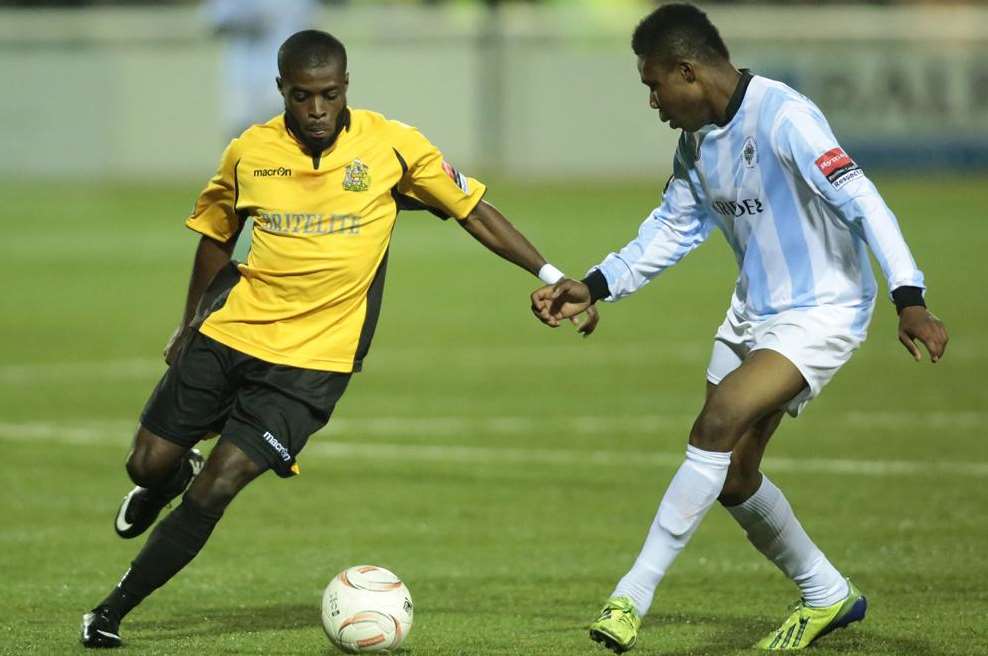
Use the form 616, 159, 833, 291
594, 72, 924, 334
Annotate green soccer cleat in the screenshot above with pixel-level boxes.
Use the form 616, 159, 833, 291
756, 580, 868, 650
589, 596, 641, 653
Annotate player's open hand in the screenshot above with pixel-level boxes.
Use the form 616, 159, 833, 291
531, 279, 594, 329
897, 306, 948, 363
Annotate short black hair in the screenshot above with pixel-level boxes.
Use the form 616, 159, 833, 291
278, 30, 347, 78
631, 3, 729, 65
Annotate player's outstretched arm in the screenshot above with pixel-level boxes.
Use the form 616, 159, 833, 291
460, 200, 598, 336
164, 234, 238, 364
897, 305, 948, 363
460, 200, 543, 274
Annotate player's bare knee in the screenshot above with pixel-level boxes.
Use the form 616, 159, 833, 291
125, 455, 150, 487
689, 404, 746, 451
186, 474, 237, 513
127, 426, 187, 486
125, 448, 166, 488
187, 460, 260, 513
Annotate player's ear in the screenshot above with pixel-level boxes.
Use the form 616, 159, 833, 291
276, 77, 284, 94
679, 62, 696, 84
344, 72, 350, 89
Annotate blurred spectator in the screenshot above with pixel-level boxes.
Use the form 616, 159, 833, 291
204, 0, 318, 138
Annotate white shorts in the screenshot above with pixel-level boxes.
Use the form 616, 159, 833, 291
706, 304, 871, 417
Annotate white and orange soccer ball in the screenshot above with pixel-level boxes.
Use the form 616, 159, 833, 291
321, 565, 414, 653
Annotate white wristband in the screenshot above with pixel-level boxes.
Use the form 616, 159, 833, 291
538, 263, 565, 285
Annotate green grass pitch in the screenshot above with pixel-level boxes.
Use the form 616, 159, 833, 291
1, 176, 986, 655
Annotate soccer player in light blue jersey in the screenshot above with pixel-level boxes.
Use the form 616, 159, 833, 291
531, 3, 948, 652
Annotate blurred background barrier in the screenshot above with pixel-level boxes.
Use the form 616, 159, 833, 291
1, 1, 987, 181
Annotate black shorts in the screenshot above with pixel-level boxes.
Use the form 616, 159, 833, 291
140, 331, 351, 478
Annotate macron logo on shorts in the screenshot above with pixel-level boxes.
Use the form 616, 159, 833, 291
262, 431, 292, 462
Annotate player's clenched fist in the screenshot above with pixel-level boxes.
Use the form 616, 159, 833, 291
530, 284, 555, 325
531, 279, 597, 334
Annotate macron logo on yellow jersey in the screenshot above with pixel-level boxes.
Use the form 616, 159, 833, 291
253, 167, 293, 177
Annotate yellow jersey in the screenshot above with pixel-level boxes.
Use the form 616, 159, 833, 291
186, 109, 486, 373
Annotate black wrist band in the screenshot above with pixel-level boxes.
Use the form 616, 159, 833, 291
892, 286, 926, 313
581, 269, 611, 303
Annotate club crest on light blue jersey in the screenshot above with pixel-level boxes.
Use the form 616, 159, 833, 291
743, 137, 757, 168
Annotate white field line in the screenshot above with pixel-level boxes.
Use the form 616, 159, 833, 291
0, 418, 985, 478
328, 412, 988, 433
0, 359, 162, 384
1, 339, 984, 384
306, 442, 988, 478
0, 346, 705, 385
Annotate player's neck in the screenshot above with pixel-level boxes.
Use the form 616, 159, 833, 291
709, 65, 745, 127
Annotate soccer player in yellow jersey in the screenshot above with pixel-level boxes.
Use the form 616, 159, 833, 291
80, 29, 596, 648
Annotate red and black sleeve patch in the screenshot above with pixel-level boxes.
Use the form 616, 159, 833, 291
814, 147, 863, 190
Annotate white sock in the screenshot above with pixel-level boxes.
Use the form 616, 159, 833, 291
612, 445, 731, 616
726, 475, 849, 608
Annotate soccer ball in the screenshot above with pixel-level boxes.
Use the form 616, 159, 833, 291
321, 565, 414, 653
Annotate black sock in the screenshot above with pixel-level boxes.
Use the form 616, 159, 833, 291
100, 495, 223, 619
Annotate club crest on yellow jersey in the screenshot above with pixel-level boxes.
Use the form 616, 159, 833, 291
343, 159, 371, 192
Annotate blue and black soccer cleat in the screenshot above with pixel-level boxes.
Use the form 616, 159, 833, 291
756, 579, 868, 650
